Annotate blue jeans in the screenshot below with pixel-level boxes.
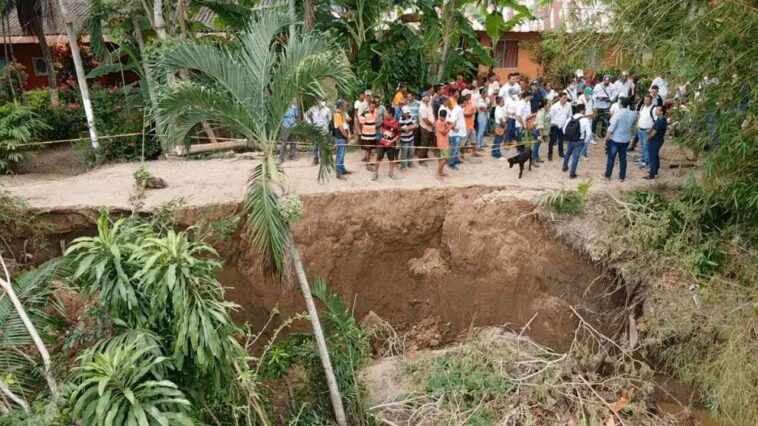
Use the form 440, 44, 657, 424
335, 137, 347, 175
563, 140, 583, 177
605, 140, 629, 179
580, 141, 589, 157
476, 112, 489, 150
449, 136, 461, 167
312, 143, 319, 161
491, 132, 503, 159
399, 141, 414, 168
637, 128, 649, 164
648, 140, 662, 177
531, 129, 541, 161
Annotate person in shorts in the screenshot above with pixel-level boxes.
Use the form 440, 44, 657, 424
374, 107, 400, 181
435, 109, 453, 180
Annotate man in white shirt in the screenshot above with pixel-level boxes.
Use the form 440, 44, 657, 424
417, 91, 436, 164
445, 93, 466, 169
635, 95, 655, 168
514, 91, 532, 152
562, 103, 592, 178
306, 99, 332, 165
503, 87, 522, 147
592, 75, 617, 138
548, 91, 572, 160
577, 87, 595, 116
498, 73, 522, 99
612, 71, 634, 101
565, 76, 580, 103
492, 96, 507, 160
353, 92, 368, 137
651, 76, 669, 100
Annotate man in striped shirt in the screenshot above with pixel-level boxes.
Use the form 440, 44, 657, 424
398, 106, 417, 170
359, 101, 378, 166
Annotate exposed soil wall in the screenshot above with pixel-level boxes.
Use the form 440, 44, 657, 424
6, 187, 617, 352
216, 188, 616, 351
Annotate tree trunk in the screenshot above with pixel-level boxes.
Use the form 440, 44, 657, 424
436, 0, 455, 81
57, 0, 98, 148
290, 245, 347, 426
0, 257, 58, 399
1, 14, 17, 103
0, 380, 29, 413
304, 0, 315, 31
30, 20, 58, 106
153, 0, 167, 40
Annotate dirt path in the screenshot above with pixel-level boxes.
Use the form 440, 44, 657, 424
2, 143, 692, 210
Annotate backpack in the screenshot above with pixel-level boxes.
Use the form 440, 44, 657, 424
564, 117, 581, 141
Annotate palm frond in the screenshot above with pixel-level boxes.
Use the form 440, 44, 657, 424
243, 161, 292, 279
0, 257, 70, 400
286, 122, 334, 182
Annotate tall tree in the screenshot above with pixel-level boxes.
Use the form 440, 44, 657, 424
304, 0, 315, 31
14, 0, 58, 106
153, 13, 355, 425
57, 0, 98, 148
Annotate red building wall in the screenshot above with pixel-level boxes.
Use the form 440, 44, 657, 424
3, 42, 135, 91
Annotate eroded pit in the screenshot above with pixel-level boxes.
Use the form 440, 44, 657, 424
211, 187, 617, 351
10, 187, 618, 352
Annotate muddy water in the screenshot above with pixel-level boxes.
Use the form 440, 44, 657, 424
217, 188, 619, 351
659, 403, 727, 426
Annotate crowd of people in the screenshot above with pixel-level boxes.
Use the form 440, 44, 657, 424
281, 70, 672, 183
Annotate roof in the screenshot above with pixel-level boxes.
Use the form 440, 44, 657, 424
2, 0, 90, 37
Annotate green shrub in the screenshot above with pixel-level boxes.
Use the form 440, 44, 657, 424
69, 342, 193, 426
0, 103, 50, 173
538, 180, 592, 215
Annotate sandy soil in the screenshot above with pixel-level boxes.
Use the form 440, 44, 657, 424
2, 141, 692, 210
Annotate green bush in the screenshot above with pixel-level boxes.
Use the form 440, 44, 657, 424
538, 181, 592, 215
0, 103, 50, 173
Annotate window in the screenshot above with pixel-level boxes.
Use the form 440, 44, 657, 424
495, 40, 519, 68
32, 57, 48, 76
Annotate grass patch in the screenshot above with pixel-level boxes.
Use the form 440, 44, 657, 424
538, 180, 592, 215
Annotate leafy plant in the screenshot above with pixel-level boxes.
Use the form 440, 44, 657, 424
69, 343, 193, 426
0, 103, 50, 174
0, 258, 69, 404
538, 180, 592, 215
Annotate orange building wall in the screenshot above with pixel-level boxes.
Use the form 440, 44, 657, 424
477, 31, 542, 82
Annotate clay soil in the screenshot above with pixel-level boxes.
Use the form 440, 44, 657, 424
215, 187, 616, 352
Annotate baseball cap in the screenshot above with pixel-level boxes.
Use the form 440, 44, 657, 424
420, 91, 430, 98
335, 99, 345, 108
531, 80, 540, 86
364, 90, 372, 96
461, 89, 471, 96
583, 87, 593, 95
401, 106, 411, 114
603, 74, 611, 80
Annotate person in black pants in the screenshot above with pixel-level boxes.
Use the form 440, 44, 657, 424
548, 92, 571, 160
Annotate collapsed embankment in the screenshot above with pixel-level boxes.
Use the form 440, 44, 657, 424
9, 186, 618, 352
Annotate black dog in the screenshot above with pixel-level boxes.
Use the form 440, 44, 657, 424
507, 149, 532, 178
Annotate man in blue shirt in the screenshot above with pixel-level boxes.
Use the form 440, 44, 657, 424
279, 100, 299, 163
643, 105, 668, 180
603, 97, 637, 181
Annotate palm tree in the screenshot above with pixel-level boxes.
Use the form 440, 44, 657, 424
13, 0, 59, 106
154, 12, 354, 426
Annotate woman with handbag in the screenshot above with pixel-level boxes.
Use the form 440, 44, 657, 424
491, 96, 507, 160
